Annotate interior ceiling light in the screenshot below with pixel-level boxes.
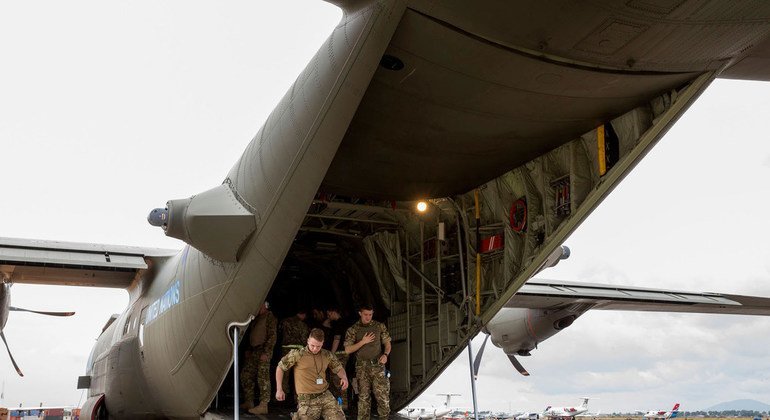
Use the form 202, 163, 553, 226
416, 201, 428, 212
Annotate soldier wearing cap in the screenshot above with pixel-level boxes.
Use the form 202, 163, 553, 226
344, 303, 391, 419
276, 328, 349, 420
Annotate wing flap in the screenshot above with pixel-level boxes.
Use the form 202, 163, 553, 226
0, 237, 179, 288
509, 279, 770, 315
0, 244, 147, 270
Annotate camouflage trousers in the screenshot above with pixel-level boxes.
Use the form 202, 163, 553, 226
293, 390, 345, 420
240, 349, 271, 405
355, 360, 390, 420
328, 352, 349, 408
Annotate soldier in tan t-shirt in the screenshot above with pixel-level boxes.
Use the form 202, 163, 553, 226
277, 328, 349, 420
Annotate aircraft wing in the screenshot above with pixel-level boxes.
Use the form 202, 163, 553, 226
507, 279, 770, 315
0, 237, 178, 288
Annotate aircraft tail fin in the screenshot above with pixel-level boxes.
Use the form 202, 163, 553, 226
669, 403, 680, 418
437, 393, 461, 408
581, 397, 591, 408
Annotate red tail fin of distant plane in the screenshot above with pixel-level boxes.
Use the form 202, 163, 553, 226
669, 403, 680, 419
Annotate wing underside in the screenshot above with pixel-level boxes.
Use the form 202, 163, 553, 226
0, 237, 178, 288
509, 279, 770, 315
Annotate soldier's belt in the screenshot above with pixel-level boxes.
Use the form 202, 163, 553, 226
357, 359, 382, 365
297, 391, 326, 401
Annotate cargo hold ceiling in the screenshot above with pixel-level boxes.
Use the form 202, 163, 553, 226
321, 8, 700, 200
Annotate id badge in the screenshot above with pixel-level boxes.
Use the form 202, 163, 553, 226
316, 377, 324, 385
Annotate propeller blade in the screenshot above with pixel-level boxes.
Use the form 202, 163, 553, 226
472, 333, 489, 378
9, 307, 75, 317
507, 354, 530, 376
0, 331, 23, 377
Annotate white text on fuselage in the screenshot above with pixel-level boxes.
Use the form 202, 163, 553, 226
146, 280, 181, 325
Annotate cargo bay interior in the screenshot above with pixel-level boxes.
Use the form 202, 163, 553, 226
210, 82, 692, 412
211, 196, 481, 413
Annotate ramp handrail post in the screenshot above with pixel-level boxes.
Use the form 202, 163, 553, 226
233, 326, 240, 420
467, 340, 479, 420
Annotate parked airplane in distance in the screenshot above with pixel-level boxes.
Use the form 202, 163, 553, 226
643, 403, 680, 420
515, 411, 542, 420
399, 393, 461, 419
543, 398, 592, 419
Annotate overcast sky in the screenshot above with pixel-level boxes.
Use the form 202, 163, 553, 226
1, 0, 769, 413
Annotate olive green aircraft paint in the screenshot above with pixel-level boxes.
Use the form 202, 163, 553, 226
2, 1, 770, 418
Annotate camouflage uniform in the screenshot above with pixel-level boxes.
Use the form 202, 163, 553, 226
331, 351, 349, 408
241, 310, 277, 405
323, 321, 349, 408
281, 316, 310, 394
278, 347, 345, 420
293, 390, 345, 420
282, 315, 310, 348
344, 320, 391, 420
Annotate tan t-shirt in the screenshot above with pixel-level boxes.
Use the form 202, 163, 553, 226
278, 348, 343, 395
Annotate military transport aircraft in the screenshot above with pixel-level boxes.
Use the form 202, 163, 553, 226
2, 0, 770, 419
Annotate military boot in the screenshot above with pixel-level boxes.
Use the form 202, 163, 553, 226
239, 399, 254, 410
249, 402, 268, 415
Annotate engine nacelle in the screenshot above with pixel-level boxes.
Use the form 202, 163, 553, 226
486, 307, 583, 356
